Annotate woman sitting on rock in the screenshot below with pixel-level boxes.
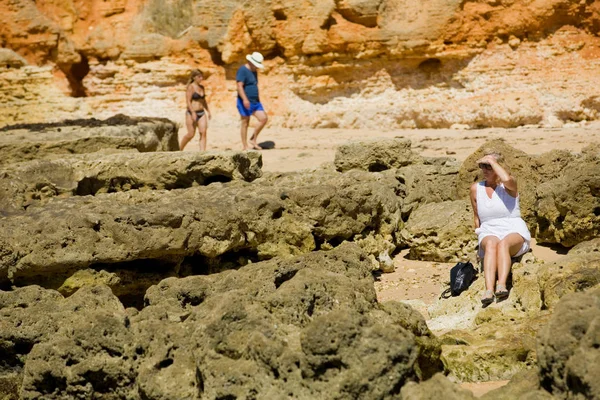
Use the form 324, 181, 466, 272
180, 69, 212, 151
469, 150, 531, 306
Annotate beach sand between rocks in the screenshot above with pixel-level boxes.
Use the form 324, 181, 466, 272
181, 122, 600, 397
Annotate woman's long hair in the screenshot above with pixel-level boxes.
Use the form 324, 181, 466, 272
188, 69, 203, 85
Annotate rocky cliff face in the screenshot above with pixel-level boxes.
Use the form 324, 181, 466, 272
1, 0, 599, 129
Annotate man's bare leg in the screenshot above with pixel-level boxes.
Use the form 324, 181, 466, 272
249, 110, 268, 149
240, 116, 250, 150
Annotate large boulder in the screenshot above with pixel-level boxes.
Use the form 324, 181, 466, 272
534, 158, 600, 247
0, 285, 128, 399
334, 137, 423, 172
0, 168, 402, 291
0, 115, 179, 166
537, 251, 600, 310
0, 244, 443, 398
400, 200, 477, 262
537, 287, 600, 400
0, 151, 262, 214
395, 158, 460, 220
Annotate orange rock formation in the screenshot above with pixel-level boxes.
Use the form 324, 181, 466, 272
1, 0, 599, 129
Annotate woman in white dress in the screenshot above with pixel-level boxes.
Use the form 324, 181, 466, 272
469, 151, 531, 306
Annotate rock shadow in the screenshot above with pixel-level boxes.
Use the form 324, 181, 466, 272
289, 56, 476, 105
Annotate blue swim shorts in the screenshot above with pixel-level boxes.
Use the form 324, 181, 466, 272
237, 98, 265, 117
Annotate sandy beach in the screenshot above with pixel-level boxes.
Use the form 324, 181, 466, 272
181, 121, 600, 173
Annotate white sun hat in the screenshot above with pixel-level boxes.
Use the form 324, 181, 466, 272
246, 52, 265, 69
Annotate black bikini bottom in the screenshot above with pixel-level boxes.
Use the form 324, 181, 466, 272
187, 110, 205, 120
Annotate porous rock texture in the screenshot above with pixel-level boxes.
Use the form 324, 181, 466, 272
0, 115, 179, 166
480, 369, 554, 400
0, 167, 403, 292
334, 137, 424, 172
1, 0, 600, 129
428, 243, 600, 384
400, 373, 476, 400
0, 244, 443, 399
400, 200, 477, 262
0, 150, 262, 214
534, 156, 600, 247
537, 286, 600, 400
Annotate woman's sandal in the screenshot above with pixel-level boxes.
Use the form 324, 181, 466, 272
481, 290, 494, 306
495, 284, 509, 300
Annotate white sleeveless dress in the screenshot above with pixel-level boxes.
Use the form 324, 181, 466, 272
475, 181, 531, 258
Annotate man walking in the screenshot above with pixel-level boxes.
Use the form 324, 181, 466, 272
236, 52, 268, 150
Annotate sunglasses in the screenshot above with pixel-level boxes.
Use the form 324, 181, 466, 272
478, 163, 493, 171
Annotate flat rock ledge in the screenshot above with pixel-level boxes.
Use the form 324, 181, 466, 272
0, 168, 403, 293
0, 151, 262, 214
0, 114, 179, 166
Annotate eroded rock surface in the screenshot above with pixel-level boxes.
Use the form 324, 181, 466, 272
534, 157, 600, 247
0, 168, 402, 290
0, 244, 443, 399
400, 200, 477, 262
334, 137, 423, 172
0, 151, 262, 214
0, 115, 179, 166
428, 242, 600, 383
400, 373, 476, 400
537, 286, 600, 400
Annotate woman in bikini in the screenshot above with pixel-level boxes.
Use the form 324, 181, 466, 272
180, 69, 211, 151
469, 150, 531, 306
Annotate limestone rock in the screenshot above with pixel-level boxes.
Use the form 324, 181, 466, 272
0, 151, 262, 214
0, 168, 402, 290
334, 137, 423, 172
400, 373, 476, 400
537, 287, 600, 400
0, 245, 443, 398
139, 244, 435, 399
369, 301, 444, 380
440, 311, 547, 382
480, 369, 554, 400
569, 238, 600, 256
400, 200, 477, 262
537, 251, 600, 311
427, 253, 555, 383
0, 285, 126, 399
395, 158, 460, 219
0, 49, 27, 68
534, 158, 600, 247
0, 115, 179, 167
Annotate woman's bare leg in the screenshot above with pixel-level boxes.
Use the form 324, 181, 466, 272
197, 114, 208, 151
180, 112, 197, 151
481, 236, 500, 292
249, 110, 268, 149
496, 233, 526, 287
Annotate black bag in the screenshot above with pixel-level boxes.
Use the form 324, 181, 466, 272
440, 261, 477, 299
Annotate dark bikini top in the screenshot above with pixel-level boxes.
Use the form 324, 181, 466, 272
191, 91, 205, 100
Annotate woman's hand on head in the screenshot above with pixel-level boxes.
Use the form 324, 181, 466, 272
476, 155, 497, 165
